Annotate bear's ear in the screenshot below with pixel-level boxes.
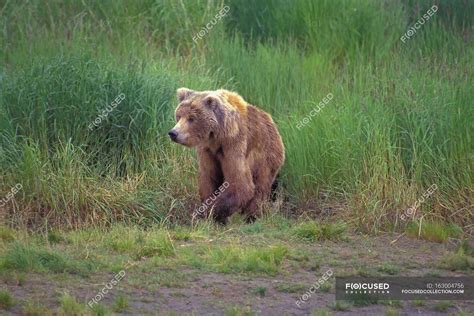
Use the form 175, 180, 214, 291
203, 95, 219, 108
177, 88, 195, 102
203, 95, 226, 125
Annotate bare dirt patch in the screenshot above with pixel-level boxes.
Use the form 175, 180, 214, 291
2, 234, 473, 315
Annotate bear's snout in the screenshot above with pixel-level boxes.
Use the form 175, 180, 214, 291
168, 129, 179, 142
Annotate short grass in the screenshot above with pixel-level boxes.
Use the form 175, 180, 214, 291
412, 300, 425, 307
329, 300, 352, 311
131, 230, 175, 260
319, 282, 332, 293
90, 303, 112, 316
439, 242, 474, 271
250, 286, 267, 297
405, 221, 464, 243
57, 292, 84, 316
0, 219, 344, 282
224, 306, 257, 316
113, 295, 129, 312
274, 283, 307, 293
350, 293, 379, 307
204, 244, 289, 275
0, 242, 96, 275
377, 263, 401, 275
291, 221, 346, 242
0, 223, 469, 314
310, 309, 331, 316
380, 300, 403, 308
385, 307, 400, 316
433, 300, 454, 312
0, 289, 15, 310
22, 300, 53, 316
0, 227, 15, 242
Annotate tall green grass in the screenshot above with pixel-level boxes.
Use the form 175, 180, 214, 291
0, 0, 472, 232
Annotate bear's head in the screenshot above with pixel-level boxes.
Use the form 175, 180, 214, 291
169, 88, 244, 147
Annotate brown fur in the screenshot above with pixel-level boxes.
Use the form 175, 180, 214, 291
169, 88, 285, 224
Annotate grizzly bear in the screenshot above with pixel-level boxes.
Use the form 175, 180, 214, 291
169, 88, 285, 224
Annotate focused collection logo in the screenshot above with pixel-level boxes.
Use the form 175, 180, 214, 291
345, 282, 390, 294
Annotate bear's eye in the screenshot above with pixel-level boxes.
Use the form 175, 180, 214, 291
176, 116, 181, 121
188, 118, 194, 123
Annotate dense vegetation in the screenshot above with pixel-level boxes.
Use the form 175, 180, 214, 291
0, 0, 472, 232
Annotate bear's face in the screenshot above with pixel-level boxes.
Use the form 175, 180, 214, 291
169, 88, 222, 147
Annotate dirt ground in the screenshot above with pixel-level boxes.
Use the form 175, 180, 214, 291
2, 233, 473, 315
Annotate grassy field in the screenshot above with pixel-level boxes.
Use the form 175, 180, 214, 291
1, 219, 473, 314
0, 0, 473, 314
0, 0, 472, 231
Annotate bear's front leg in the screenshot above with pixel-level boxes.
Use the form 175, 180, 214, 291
196, 148, 223, 218
211, 152, 255, 224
